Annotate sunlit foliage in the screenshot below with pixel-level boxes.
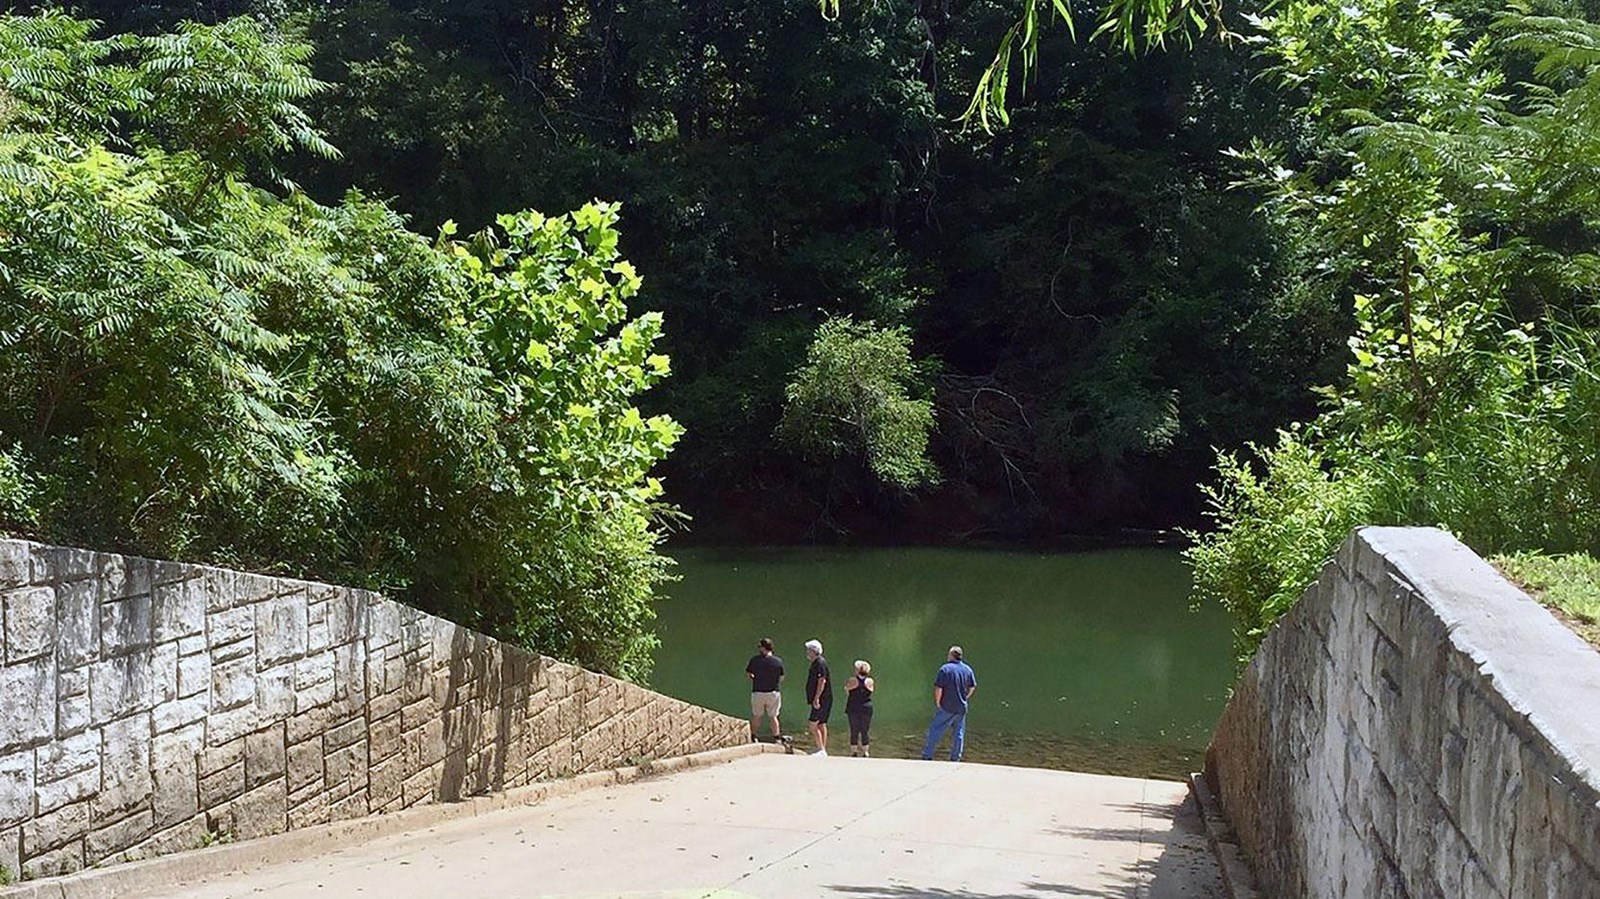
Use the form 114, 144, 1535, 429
0, 13, 676, 679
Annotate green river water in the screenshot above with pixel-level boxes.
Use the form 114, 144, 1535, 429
650, 547, 1236, 779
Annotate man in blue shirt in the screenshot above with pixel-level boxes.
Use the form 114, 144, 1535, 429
921, 645, 978, 761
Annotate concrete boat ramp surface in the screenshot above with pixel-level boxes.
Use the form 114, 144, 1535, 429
138, 755, 1225, 899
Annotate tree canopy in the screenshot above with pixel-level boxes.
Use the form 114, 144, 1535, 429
10, 0, 1600, 669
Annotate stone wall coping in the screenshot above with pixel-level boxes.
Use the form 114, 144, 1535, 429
1362, 526, 1600, 795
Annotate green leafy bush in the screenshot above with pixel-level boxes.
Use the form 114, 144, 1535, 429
1190, 2, 1600, 661
778, 317, 937, 490
0, 13, 676, 679
1186, 432, 1376, 663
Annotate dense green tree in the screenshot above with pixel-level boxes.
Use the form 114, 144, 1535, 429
0, 12, 676, 678
1188, 0, 1600, 660
778, 317, 937, 496
21, 0, 1345, 544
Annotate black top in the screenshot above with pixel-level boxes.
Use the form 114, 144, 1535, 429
806, 656, 832, 704
846, 676, 873, 712
746, 653, 784, 693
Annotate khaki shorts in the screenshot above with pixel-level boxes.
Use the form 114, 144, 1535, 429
751, 691, 781, 718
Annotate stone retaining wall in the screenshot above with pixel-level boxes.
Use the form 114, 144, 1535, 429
0, 539, 747, 881
1205, 527, 1600, 898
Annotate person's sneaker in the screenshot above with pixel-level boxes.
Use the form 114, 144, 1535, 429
811, 749, 827, 756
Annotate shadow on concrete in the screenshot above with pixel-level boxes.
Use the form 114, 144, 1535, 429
826, 789, 1227, 899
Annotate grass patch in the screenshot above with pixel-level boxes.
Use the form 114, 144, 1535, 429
1494, 551, 1600, 649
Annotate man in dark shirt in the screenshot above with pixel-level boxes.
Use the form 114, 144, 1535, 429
804, 638, 832, 755
921, 645, 978, 761
745, 637, 785, 741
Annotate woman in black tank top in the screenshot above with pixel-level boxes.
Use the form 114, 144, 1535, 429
845, 660, 875, 757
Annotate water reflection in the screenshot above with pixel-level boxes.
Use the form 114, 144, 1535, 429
651, 547, 1235, 778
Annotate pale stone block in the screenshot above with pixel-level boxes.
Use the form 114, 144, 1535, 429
36, 546, 94, 583
403, 717, 445, 772
197, 735, 245, 776
151, 724, 202, 826
201, 568, 242, 613
333, 642, 367, 707
256, 663, 295, 719
151, 577, 204, 641
328, 790, 367, 823
197, 761, 244, 811
215, 780, 285, 841
306, 620, 331, 655
55, 666, 90, 737
85, 807, 152, 862
97, 556, 152, 604
0, 658, 54, 751
286, 704, 329, 746
331, 590, 367, 644
293, 654, 336, 712
151, 560, 190, 587
99, 593, 153, 655
368, 687, 403, 722
22, 839, 84, 879
0, 751, 33, 825
244, 724, 286, 789
256, 591, 308, 666
176, 634, 206, 657
122, 815, 207, 862
54, 580, 98, 667
208, 605, 253, 649
325, 740, 368, 797
399, 696, 435, 733
286, 738, 322, 793
0, 541, 30, 589
177, 650, 210, 699
210, 656, 256, 711
366, 600, 400, 650
35, 768, 98, 815
325, 717, 365, 752
153, 695, 207, 735
307, 591, 330, 627
22, 798, 87, 853
369, 711, 402, 764
401, 766, 436, 808
89, 653, 153, 726
3, 587, 54, 662
367, 754, 404, 810
94, 714, 152, 816
149, 639, 179, 707
209, 637, 252, 664
286, 779, 329, 830
37, 730, 96, 786
207, 705, 264, 746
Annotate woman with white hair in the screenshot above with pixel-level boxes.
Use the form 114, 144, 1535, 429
844, 659, 875, 757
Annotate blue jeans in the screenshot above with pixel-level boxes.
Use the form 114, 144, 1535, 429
921, 708, 966, 761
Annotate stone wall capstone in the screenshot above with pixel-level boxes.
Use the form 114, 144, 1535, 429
1205, 527, 1600, 898
0, 539, 748, 880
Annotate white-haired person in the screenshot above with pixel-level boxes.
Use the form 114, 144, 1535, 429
803, 639, 832, 755
844, 659, 875, 756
